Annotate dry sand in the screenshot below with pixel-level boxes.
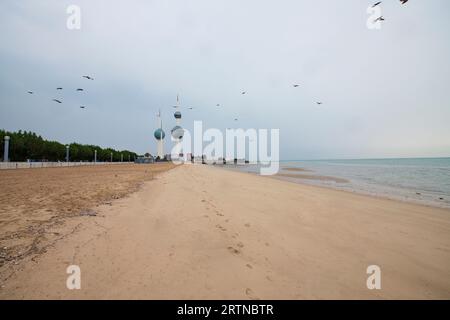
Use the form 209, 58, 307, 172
0, 163, 174, 284
1, 164, 450, 299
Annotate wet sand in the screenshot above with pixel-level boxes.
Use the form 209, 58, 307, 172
1, 164, 449, 299
282, 167, 312, 172
276, 172, 349, 183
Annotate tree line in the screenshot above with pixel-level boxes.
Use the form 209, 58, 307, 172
0, 129, 138, 162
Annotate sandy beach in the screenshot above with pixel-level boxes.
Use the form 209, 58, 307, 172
1, 164, 450, 299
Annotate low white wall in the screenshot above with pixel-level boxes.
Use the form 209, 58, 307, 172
0, 161, 133, 170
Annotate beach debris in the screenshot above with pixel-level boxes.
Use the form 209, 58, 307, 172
79, 209, 97, 217
439, 197, 444, 200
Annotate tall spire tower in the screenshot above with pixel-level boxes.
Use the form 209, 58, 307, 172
171, 94, 184, 140
154, 109, 165, 159
171, 94, 184, 160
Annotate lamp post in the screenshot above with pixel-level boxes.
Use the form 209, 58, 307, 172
3, 136, 10, 162
110, 152, 113, 163
66, 145, 70, 162
94, 150, 97, 164
121, 154, 123, 162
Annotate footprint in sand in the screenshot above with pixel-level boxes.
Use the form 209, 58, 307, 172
245, 288, 259, 300
236, 242, 244, 248
216, 224, 227, 232
246, 263, 253, 269
227, 246, 240, 255
244, 223, 250, 228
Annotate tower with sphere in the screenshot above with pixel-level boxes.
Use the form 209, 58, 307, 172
171, 95, 184, 158
154, 109, 165, 159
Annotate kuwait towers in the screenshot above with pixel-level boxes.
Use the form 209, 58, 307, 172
154, 109, 165, 159
171, 95, 184, 158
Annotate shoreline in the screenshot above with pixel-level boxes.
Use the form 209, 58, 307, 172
218, 164, 450, 210
1, 164, 449, 299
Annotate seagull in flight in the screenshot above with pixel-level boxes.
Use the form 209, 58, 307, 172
316, 102, 323, 105
56, 87, 63, 90
400, 0, 408, 4
27, 91, 34, 94
216, 104, 220, 107
374, 16, 385, 22
80, 106, 86, 109
76, 88, 84, 91
188, 107, 194, 110
372, 1, 382, 7
82, 75, 94, 80
234, 118, 238, 121
241, 91, 246, 95
52, 99, 62, 104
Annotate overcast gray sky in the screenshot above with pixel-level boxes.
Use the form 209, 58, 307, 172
0, 0, 449, 159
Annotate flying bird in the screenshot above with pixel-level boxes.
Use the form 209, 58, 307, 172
56, 87, 63, 90
241, 91, 246, 95
316, 102, 323, 105
82, 75, 94, 80
80, 106, 86, 109
216, 104, 220, 107
188, 107, 194, 110
374, 16, 385, 22
400, 0, 408, 4
27, 91, 33, 94
372, 1, 382, 7
52, 99, 62, 104
234, 118, 238, 121
76, 88, 84, 91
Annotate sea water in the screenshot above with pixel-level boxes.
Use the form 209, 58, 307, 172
230, 158, 450, 209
